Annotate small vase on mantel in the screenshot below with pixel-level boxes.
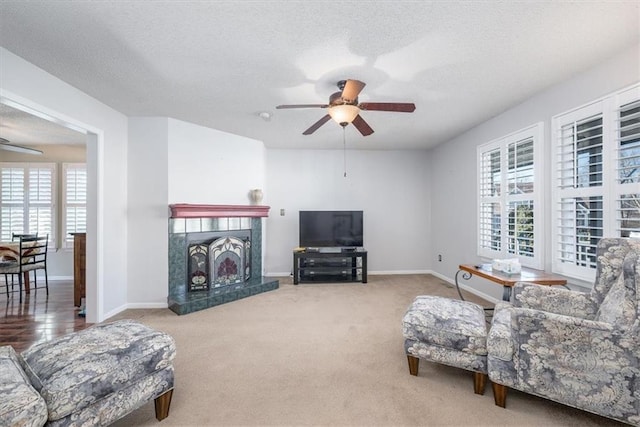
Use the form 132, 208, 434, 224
249, 189, 263, 205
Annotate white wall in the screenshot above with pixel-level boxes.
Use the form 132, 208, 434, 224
167, 118, 266, 204
125, 117, 267, 306
0, 47, 129, 322
429, 43, 640, 302
127, 118, 170, 306
265, 149, 431, 275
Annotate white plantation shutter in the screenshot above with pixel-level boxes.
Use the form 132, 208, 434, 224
29, 167, 53, 237
507, 199, 535, 257
0, 167, 25, 241
0, 163, 56, 245
0, 206, 24, 242
616, 100, 640, 185
506, 138, 536, 258
479, 146, 501, 252
554, 108, 604, 276
615, 95, 640, 237
63, 163, 87, 248
477, 123, 543, 268
553, 83, 640, 281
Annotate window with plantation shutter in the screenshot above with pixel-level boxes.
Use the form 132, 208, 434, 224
477, 123, 543, 269
0, 167, 24, 241
553, 83, 640, 282
479, 147, 501, 252
62, 163, 87, 248
617, 98, 640, 237
0, 163, 56, 245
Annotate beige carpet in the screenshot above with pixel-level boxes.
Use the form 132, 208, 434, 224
110, 275, 623, 426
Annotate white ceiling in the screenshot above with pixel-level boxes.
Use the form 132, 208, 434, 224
0, 1, 639, 150
0, 103, 86, 147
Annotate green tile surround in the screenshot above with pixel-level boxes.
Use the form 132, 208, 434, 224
168, 216, 278, 315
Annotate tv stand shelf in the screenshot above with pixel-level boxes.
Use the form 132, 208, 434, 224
293, 250, 367, 285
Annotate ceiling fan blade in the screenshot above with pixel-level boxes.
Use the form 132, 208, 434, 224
341, 80, 366, 102
276, 104, 328, 109
359, 102, 416, 112
0, 139, 43, 155
302, 114, 331, 135
352, 115, 374, 136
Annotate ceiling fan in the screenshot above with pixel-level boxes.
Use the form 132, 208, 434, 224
0, 137, 43, 155
276, 79, 416, 136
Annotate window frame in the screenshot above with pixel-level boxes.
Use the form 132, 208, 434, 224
477, 122, 544, 269
552, 83, 640, 282
0, 162, 57, 247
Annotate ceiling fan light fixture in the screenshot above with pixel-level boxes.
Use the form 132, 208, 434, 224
328, 104, 360, 126
277, 79, 414, 135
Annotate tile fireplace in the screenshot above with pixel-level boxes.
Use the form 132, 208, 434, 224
168, 204, 279, 315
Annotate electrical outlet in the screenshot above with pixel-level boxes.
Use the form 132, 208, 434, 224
438, 254, 442, 262
280, 208, 285, 216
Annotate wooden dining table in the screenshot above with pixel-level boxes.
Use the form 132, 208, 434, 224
0, 241, 35, 294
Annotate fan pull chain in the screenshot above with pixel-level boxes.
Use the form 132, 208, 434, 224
343, 126, 347, 177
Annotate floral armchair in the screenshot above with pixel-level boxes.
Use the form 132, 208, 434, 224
487, 238, 640, 425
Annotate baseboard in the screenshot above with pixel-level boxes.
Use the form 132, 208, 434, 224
47, 275, 74, 281
103, 302, 169, 321
126, 302, 168, 309
265, 272, 292, 277
369, 270, 431, 275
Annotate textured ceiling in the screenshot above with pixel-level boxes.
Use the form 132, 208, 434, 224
0, 103, 85, 147
0, 1, 639, 150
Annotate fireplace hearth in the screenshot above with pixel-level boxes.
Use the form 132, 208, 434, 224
168, 204, 278, 315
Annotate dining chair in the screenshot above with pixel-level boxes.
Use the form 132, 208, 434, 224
4, 233, 38, 291
28, 234, 49, 294
0, 235, 48, 302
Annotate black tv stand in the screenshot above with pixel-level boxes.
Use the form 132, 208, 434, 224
293, 249, 367, 284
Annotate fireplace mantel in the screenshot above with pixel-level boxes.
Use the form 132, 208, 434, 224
169, 204, 270, 218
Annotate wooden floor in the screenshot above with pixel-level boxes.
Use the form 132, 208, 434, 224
0, 277, 89, 353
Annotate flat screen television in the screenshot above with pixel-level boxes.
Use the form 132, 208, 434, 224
299, 210, 363, 248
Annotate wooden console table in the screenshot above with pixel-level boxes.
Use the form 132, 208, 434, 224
72, 233, 86, 307
455, 264, 568, 302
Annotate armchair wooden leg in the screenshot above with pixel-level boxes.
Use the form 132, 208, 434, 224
407, 355, 419, 376
473, 372, 487, 395
154, 389, 173, 421
492, 382, 507, 407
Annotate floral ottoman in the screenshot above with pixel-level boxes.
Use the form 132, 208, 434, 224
0, 319, 176, 426
402, 295, 488, 394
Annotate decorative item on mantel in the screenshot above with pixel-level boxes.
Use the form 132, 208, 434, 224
249, 189, 264, 205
